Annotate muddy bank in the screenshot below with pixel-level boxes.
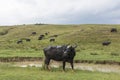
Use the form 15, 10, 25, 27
0, 57, 43, 62
10, 61, 120, 73
0, 57, 120, 65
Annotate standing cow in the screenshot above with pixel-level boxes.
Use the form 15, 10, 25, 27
25, 38, 31, 42
102, 41, 111, 46
43, 44, 77, 71
32, 32, 37, 35
49, 38, 55, 42
111, 28, 117, 32
38, 34, 45, 40
17, 40, 23, 44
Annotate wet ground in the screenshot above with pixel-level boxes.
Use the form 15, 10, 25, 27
11, 61, 120, 73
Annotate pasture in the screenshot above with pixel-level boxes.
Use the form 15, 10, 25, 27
0, 63, 120, 80
0, 24, 120, 80
0, 24, 120, 62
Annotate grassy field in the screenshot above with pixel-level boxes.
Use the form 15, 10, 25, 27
0, 63, 120, 80
0, 24, 120, 62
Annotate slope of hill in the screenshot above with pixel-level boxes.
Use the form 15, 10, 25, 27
0, 24, 120, 62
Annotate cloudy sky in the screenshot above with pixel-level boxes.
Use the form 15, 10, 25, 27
0, 0, 120, 25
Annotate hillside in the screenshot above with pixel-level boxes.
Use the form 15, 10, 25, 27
0, 24, 120, 62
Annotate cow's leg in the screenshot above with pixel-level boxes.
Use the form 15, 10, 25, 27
70, 60, 74, 70
44, 58, 50, 70
63, 61, 66, 71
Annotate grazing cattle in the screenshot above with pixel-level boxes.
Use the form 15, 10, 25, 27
49, 38, 55, 42
40, 34, 45, 38
32, 32, 36, 35
26, 38, 31, 42
43, 44, 77, 71
17, 40, 22, 44
51, 35, 58, 37
38, 34, 45, 40
111, 28, 117, 32
38, 36, 43, 40
102, 41, 111, 46
45, 33, 48, 35
45, 32, 49, 35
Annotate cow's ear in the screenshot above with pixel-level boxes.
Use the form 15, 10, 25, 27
72, 43, 77, 48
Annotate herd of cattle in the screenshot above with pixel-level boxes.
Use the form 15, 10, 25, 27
16, 27, 118, 71
17, 32, 57, 44
102, 28, 117, 46
17, 27, 117, 46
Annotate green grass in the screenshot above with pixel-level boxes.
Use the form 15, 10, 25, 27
0, 49, 43, 57
0, 63, 120, 80
0, 24, 120, 62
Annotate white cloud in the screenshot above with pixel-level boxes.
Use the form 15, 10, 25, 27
0, 0, 120, 25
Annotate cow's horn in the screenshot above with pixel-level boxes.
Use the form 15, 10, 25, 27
73, 43, 77, 48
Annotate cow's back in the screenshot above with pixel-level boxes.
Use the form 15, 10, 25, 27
43, 46, 64, 61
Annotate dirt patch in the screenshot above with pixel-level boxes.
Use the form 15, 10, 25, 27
0, 57, 43, 62
0, 57, 120, 65
11, 61, 120, 73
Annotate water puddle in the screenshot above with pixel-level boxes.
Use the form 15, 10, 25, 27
12, 61, 120, 73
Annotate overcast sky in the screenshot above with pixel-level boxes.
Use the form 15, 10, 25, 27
0, 0, 120, 25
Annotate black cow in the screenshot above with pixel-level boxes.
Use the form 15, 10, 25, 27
51, 35, 58, 37
53, 35, 58, 37
38, 34, 45, 40
102, 41, 111, 46
45, 33, 48, 35
43, 45, 77, 71
38, 36, 43, 40
45, 32, 49, 35
49, 38, 55, 42
111, 28, 117, 32
26, 38, 31, 42
40, 34, 45, 37
17, 40, 23, 44
32, 32, 36, 35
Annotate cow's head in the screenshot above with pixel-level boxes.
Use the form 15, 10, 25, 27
64, 45, 77, 58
